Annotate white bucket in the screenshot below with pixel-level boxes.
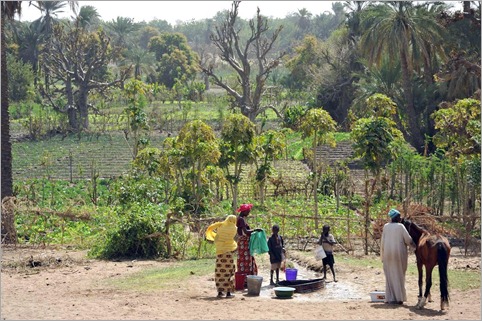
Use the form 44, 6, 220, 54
369, 291, 386, 302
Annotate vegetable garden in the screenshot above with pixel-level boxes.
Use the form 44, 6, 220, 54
2, 1, 480, 264
5, 93, 480, 261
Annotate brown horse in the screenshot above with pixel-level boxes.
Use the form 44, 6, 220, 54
401, 218, 450, 310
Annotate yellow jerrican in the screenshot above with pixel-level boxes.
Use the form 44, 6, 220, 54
206, 215, 238, 255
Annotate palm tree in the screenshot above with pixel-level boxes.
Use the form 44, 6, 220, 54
351, 57, 404, 116
31, 1, 71, 37
296, 8, 312, 32
32, 1, 76, 88
106, 16, 137, 47
123, 45, 156, 80
1, 1, 22, 243
1, 0, 77, 244
76, 5, 100, 31
360, 1, 446, 152
17, 22, 42, 86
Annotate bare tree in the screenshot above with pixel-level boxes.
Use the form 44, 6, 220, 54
41, 22, 130, 131
200, 1, 285, 121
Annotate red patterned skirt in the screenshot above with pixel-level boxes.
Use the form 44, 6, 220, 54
236, 234, 258, 276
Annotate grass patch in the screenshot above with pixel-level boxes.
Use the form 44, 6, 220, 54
106, 258, 214, 291
298, 252, 480, 292
445, 269, 480, 291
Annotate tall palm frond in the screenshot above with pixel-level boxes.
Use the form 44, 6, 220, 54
1, 1, 22, 19
122, 45, 156, 80
76, 5, 100, 30
105, 16, 138, 47
32, 1, 68, 36
351, 57, 403, 113
17, 22, 42, 83
359, 1, 446, 151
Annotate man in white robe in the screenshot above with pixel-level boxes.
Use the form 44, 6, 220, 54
381, 209, 415, 304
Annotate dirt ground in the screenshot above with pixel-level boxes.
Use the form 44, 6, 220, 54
1, 245, 480, 320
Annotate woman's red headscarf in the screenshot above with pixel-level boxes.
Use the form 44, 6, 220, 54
236, 203, 253, 212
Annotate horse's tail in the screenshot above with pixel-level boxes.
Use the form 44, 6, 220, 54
437, 242, 449, 303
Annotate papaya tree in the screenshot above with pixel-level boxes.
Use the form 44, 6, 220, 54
432, 98, 480, 254
254, 129, 286, 205
351, 94, 404, 254
219, 113, 257, 210
123, 79, 150, 159
299, 108, 337, 229
177, 120, 220, 216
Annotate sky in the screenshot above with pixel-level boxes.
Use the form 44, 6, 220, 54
17, 1, 338, 25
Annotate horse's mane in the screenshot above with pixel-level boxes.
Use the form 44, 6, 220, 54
403, 217, 429, 235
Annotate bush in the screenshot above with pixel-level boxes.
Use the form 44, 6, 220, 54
283, 105, 306, 130
90, 203, 168, 259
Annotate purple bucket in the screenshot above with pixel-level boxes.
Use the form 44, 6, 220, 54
285, 268, 298, 281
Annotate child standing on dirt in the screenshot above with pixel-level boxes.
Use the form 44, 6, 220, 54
318, 224, 337, 282
267, 224, 285, 285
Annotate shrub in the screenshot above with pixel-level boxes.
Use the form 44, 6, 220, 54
283, 105, 306, 130
90, 203, 168, 259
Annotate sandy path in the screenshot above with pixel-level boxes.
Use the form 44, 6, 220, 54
1, 246, 480, 320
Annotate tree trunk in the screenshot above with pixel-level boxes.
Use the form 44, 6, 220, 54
313, 133, 319, 230
363, 174, 370, 256
399, 46, 424, 152
78, 87, 90, 129
1, 12, 16, 244
204, 74, 210, 91
1, 14, 13, 199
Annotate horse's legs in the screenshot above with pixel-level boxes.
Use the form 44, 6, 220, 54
417, 265, 434, 309
424, 265, 434, 301
416, 263, 424, 308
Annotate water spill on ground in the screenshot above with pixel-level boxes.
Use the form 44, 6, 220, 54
239, 261, 366, 302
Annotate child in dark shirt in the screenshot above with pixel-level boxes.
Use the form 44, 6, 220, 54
267, 224, 285, 285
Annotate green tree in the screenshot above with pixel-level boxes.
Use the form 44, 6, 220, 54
285, 35, 322, 90
7, 53, 34, 102
147, 19, 173, 34
351, 57, 403, 118
360, 1, 447, 152
31, 1, 74, 40
432, 98, 481, 249
137, 26, 160, 50
294, 8, 312, 35
254, 129, 285, 205
177, 120, 220, 216
105, 16, 137, 47
299, 108, 337, 228
16, 22, 42, 86
123, 45, 156, 80
219, 113, 257, 210
351, 94, 404, 254
76, 5, 100, 31
432, 98, 480, 159
436, 1, 480, 102
148, 32, 199, 89
123, 79, 150, 158
1, 0, 77, 244
33, 1, 78, 87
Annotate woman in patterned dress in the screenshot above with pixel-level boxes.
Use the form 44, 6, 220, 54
236, 203, 261, 282
206, 215, 238, 298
